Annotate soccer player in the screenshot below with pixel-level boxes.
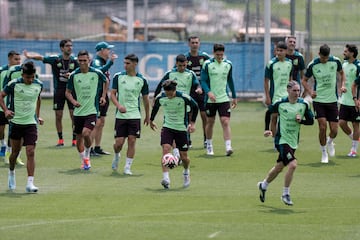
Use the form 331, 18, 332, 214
257, 81, 314, 206
65, 50, 108, 170
201, 43, 237, 156
150, 80, 198, 189
0, 51, 21, 159
185, 36, 210, 148
285, 36, 306, 91
339, 44, 360, 157
24, 39, 79, 147
90, 41, 118, 156
0, 61, 44, 192
302, 44, 346, 163
263, 41, 293, 139
110, 54, 150, 175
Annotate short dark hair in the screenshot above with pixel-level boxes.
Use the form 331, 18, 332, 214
188, 35, 200, 42
276, 41, 287, 50
77, 50, 89, 57
346, 44, 358, 58
319, 44, 330, 57
21, 61, 36, 75
8, 50, 20, 58
213, 43, 225, 52
60, 39, 72, 48
162, 79, 177, 91
175, 54, 187, 63
125, 53, 138, 63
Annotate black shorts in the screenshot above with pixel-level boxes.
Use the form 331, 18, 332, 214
99, 94, 110, 117
73, 114, 97, 134
160, 127, 189, 151
8, 123, 37, 145
339, 104, 360, 122
0, 112, 9, 125
205, 102, 231, 118
276, 144, 296, 166
313, 101, 338, 122
114, 119, 141, 138
190, 92, 206, 111
53, 88, 75, 111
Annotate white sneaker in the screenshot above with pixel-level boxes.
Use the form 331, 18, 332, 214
183, 171, 190, 188
327, 140, 335, 157
112, 157, 119, 171
26, 184, 38, 193
321, 151, 329, 163
347, 151, 357, 157
123, 167, 132, 175
8, 172, 16, 190
206, 144, 214, 155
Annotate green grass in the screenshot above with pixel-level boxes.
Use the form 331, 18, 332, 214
0, 99, 359, 239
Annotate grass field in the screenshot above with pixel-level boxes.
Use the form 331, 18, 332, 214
0, 99, 359, 239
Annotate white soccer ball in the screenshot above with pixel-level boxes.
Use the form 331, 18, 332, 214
161, 153, 179, 169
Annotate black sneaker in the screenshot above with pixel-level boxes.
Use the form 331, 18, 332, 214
94, 147, 110, 155
257, 182, 266, 203
90, 148, 99, 157
281, 194, 293, 206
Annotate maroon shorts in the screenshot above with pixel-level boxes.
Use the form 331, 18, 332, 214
190, 92, 206, 111
73, 114, 97, 134
160, 127, 189, 151
276, 144, 296, 166
114, 119, 141, 138
53, 88, 74, 111
99, 95, 110, 117
9, 123, 37, 145
339, 104, 360, 122
0, 112, 9, 125
312, 101, 338, 122
205, 102, 231, 118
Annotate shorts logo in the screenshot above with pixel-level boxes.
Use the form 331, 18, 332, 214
91, 121, 96, 126
287, 152, 292, 160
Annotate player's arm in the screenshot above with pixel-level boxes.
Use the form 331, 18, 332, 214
150, 95, 161, 131
142, 94, 150, 126
23, 50, 44, 61
227, 65, 237, 108
264, 77, 271, 106
300, 104, 314, 126
36, 94, 44, 125
338, 69, 346, 93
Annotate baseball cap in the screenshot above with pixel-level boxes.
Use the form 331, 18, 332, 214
95, 41, 114, 51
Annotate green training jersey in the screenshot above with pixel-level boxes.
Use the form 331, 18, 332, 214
270, 97, 314, 149
112, 72, 149, 119
0, 64, 10, 113
4, 78, 43, 125
305, 56, 342, 103
201, 58, 236, 103
150, 91, 198, 132
67, 67, 106, 117
264, 57, 293, 103
154, 68, 199, 97
339, 59, 360, 106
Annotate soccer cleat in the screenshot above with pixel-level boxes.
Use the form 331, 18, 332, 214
206, 145, 214, 155
321, 151, 329, 163
281, 194, 293, 206
56, 139, 64, 147
257, 182, 266, 203
327, 141, 335, 157
123, 167, 133, 175
26, 184, 38, 193
112, 158, 119, 171
347, 151, 357, 157
183, 173, 191, 188
226, 148, 233, 156
72, 139, 77, 147
83, 158, 91, 170
94, 147, 110, 155
16, 157, 24, 166
161, 179, 170, 189
8, 172, 16, 190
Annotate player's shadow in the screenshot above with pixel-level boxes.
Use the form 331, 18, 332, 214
258, 205, 305, 215
299, 161, 337, 168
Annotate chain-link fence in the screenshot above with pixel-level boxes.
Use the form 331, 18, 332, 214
1, 0, 359, 60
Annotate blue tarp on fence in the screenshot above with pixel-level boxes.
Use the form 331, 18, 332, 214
0, 40, 265, 93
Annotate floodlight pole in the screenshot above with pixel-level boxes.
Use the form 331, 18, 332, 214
305, 0, 312, 63
290, 0, 295, 35
264, 0, 271, 68
127, 0, 134, 41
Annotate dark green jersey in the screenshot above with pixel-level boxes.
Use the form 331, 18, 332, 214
4, 78, 43, 125
67, 67, 106, 117
112, 72, 149, 119
150, 91, 198, 132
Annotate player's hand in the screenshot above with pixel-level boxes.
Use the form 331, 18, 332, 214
143, 117, 150, 126
118, 105, 126, 113
231, 98, 237, 109
340, 86, 347, 93
187, 122, 195, 133
38, 117, 44, 125
5, 110, 14, 119
73, 101, 81, 108
195, 87, 203, 95
150, 121, 157, 131
99, 97, 106, 106
208, 92, 216, 102
311, 90, 317, 99
295, 114, 302, 123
